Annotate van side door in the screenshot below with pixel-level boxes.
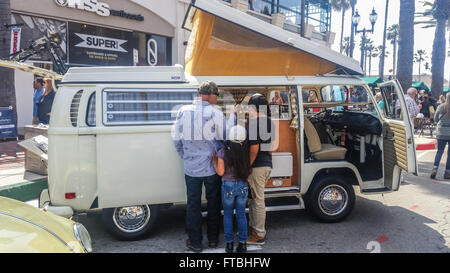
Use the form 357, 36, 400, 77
377, 80, 418, 190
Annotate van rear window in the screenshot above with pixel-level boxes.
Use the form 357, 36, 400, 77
102, 89, 197, 125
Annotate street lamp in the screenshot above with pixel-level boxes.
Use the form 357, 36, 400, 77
352, 7, 378, 73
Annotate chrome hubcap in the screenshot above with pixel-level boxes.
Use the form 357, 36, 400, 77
318, 185, 348, 216
113, 205, 150, 233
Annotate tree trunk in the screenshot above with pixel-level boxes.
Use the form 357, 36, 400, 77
396, 0, 415, 93
418, 59, 421, 82
340, 8, 345, 54
379, 0, 389, 80
430, 17, 447, 98
369, 52, 372, 77
349, 1, 356, 58
0, 0, 17, 122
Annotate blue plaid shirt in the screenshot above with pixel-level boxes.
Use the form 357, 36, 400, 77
173, 100, 232, 177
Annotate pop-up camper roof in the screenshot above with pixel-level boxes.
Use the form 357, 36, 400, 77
183, 0, 363, 77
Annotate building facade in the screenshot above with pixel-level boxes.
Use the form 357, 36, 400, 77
10, 0, 191, 132
9, 0, 334, 133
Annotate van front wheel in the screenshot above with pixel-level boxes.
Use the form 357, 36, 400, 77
102, 205, 160, 240
305, 175, 355, 223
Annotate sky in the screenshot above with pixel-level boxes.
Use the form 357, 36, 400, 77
330, 0, 449, 83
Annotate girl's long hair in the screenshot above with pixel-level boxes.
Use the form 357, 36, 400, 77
43, 78, 54, 95
224, 140, 251, 182
446, 92, 450, 117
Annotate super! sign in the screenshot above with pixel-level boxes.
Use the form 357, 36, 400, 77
74, 33, 128, 53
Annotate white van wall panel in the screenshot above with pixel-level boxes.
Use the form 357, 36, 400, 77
96, 130, 187, 208
14, 70, 34, 134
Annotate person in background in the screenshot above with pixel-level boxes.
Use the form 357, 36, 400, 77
419, 95, 433, 119
33, 78, 45, 125
212, 125, 251, 253
308, 91, 320, 113
438, 94, 446, 106
36, 78, 56, 125
430, 92, 450, 180
172, 81, 225, 253
271, 91, 284, 105
375, 92, 384, 111
246, 94, 275, 245
405, 88, 420, 124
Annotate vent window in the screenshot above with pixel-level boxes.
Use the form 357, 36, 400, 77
70, 90, 84, 127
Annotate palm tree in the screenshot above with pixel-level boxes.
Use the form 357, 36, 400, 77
379, 0, 389, 80
342, 36, 351, 56
387, 24, 399, 77
349, 0, 357, 58
373, 45, 390, 76
415, 0, 449, 98
360, 38, 374, 76
0, 0, 17, 122
396, 0, 415, 93
414, 49, 427, 81
331, 0, 351, 54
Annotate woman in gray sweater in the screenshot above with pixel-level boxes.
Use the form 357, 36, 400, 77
431, 92, 450, 179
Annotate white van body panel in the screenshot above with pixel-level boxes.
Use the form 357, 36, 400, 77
43, 66, 417, 214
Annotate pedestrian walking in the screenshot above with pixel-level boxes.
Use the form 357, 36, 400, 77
172, 81, 225, 253
211, 125, 251, 253
430, 92, 450, 179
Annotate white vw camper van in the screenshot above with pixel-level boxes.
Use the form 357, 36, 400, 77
13, 0, 419, 240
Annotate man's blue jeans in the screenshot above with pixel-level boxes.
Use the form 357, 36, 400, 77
185, 174, 221, 248
222, 181, 248, 243
433, 139, 450, 171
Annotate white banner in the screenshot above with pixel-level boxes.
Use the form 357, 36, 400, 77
74, 33, 128, 53
10, 27, 21, 55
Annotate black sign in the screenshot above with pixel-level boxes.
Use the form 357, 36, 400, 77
11, 14, 67, 63
0, 108, 18, 140
68, 22, 133, 66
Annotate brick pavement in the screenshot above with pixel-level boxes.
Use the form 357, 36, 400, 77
0, 139, 25, 171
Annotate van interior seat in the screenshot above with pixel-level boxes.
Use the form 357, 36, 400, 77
304, 117, 347, 160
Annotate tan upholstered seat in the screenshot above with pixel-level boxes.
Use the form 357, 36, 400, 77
304, 117, 347, 160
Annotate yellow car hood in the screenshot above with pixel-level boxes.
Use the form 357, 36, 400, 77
0, 197, 84, 253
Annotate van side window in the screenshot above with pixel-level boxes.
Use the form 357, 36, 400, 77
86, 92, 96, 126
102, 89, 197, 125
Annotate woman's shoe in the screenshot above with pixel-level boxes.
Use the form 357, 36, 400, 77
226, 242, 234, 253
430, 168, 438, 179
444, 171, 450, 179
236, 242, 247, 253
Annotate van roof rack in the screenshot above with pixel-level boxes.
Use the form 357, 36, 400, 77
61, 65, 186, 84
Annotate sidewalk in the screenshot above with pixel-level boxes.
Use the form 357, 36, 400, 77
0, 139, 47, 202
414, 133, 437, 150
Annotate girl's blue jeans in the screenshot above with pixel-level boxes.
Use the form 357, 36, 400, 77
221, 181, 248, 243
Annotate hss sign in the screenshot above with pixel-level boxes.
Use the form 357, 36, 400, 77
55, 0, 110, 17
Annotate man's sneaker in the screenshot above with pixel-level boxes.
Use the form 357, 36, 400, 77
246, 231, 265, 245
444, 171, 450, 180
431, 168, 438, 179
186, 239, 202, 253
208, 241, 218, 248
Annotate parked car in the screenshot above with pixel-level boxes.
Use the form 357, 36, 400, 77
0, 196, 92, 253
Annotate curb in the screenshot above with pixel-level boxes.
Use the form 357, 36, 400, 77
0, 178, 48, 202
416, 139, 437, 150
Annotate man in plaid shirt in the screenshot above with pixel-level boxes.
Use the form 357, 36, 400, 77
405, 88, 420, 123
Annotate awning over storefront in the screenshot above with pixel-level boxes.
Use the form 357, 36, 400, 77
182, 0, 362, 77
412, 81, 430, 92
443, 87, 450, 93
361, 77, 383, 87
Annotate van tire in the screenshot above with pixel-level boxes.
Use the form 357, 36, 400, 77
304, 175, 355, 223
102, 204, 160, 240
